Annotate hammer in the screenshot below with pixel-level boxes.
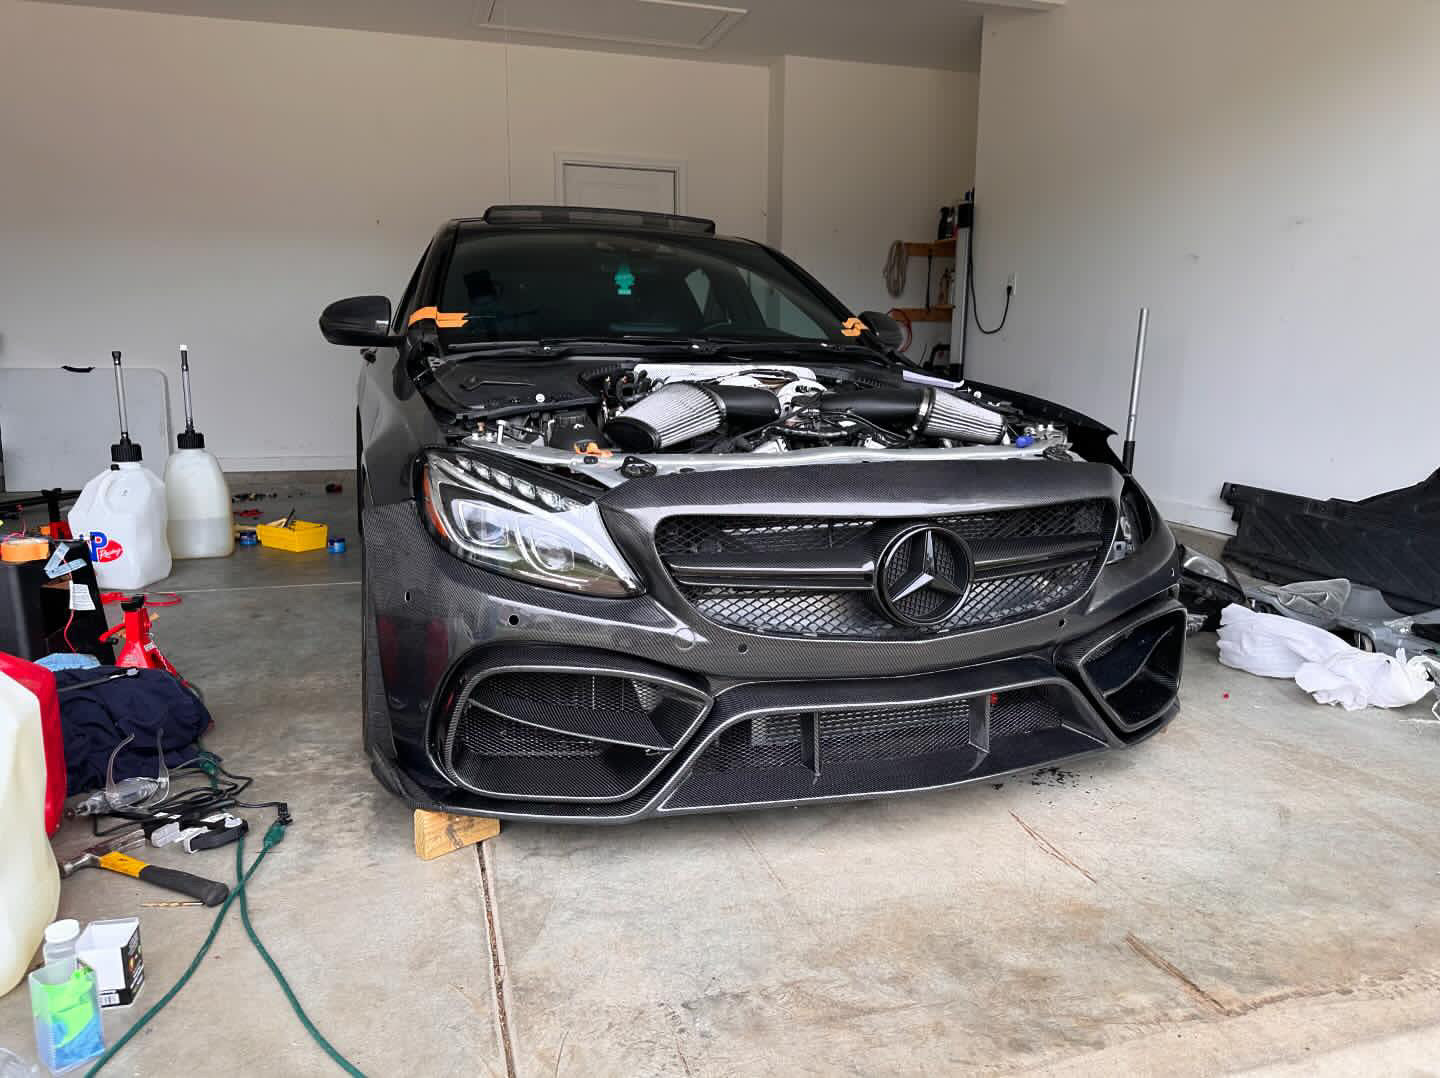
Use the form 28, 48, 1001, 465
59, 829, 230, 906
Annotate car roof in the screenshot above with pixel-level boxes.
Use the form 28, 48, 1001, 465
448, 205, 758, 244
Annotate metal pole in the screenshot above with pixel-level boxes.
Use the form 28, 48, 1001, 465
111, 350, 130, 440
1121, 308, 1148, 472
179, 345, 195, 432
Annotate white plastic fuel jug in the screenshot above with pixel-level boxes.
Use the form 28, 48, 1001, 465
0, 669, 61, 996
164, 347, 233, 559
68, 351, 172, 590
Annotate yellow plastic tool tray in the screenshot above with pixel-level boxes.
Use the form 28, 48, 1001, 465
256, 518, 328, 552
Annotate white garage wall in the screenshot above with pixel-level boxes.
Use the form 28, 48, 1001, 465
0, 0, 769, 470
774, 56, 979, 342
968, 0, 1440, 531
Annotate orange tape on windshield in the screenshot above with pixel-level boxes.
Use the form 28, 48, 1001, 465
408, 306, 468, 329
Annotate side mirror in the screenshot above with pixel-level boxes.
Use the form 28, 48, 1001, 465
858, 310, 905, 351
319, 295, 394, 347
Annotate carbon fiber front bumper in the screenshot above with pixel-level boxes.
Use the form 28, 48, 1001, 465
362, 460, 1182, 823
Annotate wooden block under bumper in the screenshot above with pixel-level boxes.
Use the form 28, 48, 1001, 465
414, 809, 500, 861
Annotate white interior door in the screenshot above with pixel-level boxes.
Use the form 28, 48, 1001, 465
560, 162, 680, 213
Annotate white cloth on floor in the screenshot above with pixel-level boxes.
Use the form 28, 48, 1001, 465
1217, 604, 1437, 711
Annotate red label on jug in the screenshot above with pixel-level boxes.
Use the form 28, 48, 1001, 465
90, 532, 125, 563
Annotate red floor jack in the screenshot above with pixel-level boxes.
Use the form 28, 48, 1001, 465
99, 594, 182, 677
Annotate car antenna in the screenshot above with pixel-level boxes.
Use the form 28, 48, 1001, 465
1121, 307, 1148, 473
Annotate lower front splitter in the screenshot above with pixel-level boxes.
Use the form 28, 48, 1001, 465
402, 608, 1182, 824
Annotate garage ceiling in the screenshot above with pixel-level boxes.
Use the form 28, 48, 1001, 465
33, 0, 1063, 71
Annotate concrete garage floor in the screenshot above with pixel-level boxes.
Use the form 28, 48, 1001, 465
4, 477, 1440, 1076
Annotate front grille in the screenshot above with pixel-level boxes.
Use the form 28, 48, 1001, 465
693, 697, 978, 775
655, 502, 1109, 555
663, 684, 1088, 812
821, 698, 976, 760
656, 516, 877, 554
678, 560, 1094, 640
656, 500, 1112, 639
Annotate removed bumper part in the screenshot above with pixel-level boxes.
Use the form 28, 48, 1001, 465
1223, 470, 1440, 613
1178, 547, 1246, 632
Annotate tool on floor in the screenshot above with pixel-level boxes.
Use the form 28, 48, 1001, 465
58, 830, 229, 906
55, 667, 139, 696
66, 732, 170, 817
148, 811, 248, 853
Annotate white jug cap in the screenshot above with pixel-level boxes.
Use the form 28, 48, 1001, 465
44, 918, 81, 944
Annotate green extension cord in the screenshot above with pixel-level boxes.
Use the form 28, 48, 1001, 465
83, 817, 365, 1076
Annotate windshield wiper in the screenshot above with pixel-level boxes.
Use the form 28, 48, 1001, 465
438, 336, 721, 360
709, 338, 897, 368
436, 335, 895, 367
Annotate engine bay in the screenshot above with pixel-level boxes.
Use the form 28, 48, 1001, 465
429, 358, 1081, 485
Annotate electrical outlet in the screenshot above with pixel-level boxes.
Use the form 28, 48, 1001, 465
1007, 273, 1018, 297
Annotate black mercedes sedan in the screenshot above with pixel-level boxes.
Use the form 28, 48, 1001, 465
320, 205, 1184, 823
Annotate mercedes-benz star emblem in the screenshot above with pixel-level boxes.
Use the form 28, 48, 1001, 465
874, 525, 973, 627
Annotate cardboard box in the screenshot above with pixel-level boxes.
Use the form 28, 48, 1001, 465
76, 918, 144, 1008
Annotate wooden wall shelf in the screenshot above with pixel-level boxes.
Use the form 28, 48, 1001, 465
891, 305, 954, 323
902, 239, 957, 258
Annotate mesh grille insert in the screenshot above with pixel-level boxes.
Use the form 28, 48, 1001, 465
458, 715, 604, 759
442, 665, 709, 801
655, 501, 1109, 555
821, 698, 973, 760
990, 685, 1069, 740
657, 501, 1111, 639
664, 684, 1086, 812
678, 560, 1093, 640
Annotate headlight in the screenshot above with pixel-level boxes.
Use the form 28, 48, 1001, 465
1107, 480, 1154, 564
419, 450, 642, 597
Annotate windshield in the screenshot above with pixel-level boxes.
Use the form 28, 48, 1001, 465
437, 227, 854, 346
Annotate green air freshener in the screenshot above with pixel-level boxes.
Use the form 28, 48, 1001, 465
614, 264, 636, 296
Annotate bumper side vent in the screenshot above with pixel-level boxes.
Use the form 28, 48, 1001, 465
1067, 607, 1186, 734
439, 656, 710, 803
